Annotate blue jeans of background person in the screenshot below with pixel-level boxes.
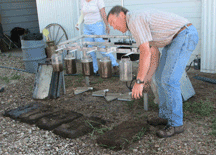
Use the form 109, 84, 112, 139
83, 21, 119, 73
155, 25, 199, 127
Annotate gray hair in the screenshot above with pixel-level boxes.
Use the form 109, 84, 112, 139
107, 5, 129, 21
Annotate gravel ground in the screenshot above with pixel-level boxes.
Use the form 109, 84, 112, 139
0, 53, 216, 155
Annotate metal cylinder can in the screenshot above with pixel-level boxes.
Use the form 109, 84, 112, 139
46, 41, 57, 58
81, 56, 94, 76
119, 56, 132, 82
64, 55, 77, 74
99, 57, 112, 78
51, 53, 63, 72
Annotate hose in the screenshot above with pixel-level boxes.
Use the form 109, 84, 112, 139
126, 76, 136, 91
0, 65, 120, 77
0, 66, 32, 73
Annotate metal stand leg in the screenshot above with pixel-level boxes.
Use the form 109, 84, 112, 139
143, 93, 148, 111
85, 76, 90, 86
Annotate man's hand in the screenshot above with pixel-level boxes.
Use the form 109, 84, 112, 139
132, 83, 144, 99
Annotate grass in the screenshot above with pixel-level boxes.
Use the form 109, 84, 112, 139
183, 99, 214, 117
91, 77, 104, 85
73, 74, 84, 87
210, 117, 216, 136
0, 73, 22, 84
132, 127, 147, 142
0, 76, 10, 83
11, 73, 21, 80
85, 120, 111, 137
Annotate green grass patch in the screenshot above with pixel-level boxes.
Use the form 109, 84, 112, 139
73, 74, 84, 87
183, 99, 214, 116
11, 73, 21, 80
210, 117, 216, 136
0, 76, 10, 83
132, 127, 147, 142
85, 120, 111, 137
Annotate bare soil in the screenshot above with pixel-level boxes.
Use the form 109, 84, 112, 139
0, 53, 216, 154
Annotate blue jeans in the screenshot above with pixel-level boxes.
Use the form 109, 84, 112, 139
155, 25, 199, 126
84, 21, 119, 73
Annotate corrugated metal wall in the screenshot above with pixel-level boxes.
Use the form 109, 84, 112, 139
36, 0, 79, 41
201, 0, 216, 73
0, 0, 39, 36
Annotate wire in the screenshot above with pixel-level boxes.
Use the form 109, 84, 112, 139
186, 60, 194, 72
126, 76, 136, 91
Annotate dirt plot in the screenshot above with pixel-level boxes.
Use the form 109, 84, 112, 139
0, 54, 216, 154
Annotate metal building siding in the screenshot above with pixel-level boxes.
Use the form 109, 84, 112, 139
201, 0, 216, 73
0, 0, 39, 35
36, 0, 79, 41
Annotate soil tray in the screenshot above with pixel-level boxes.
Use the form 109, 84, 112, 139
3, 102, 43, 120
36, 110, 83, 130
53, 116, 106, 139
18, 105, 60, 124
96, 120, 149, 150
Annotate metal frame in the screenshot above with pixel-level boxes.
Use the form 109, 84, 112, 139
55, 35, 148, 111
56, 35, 139, 56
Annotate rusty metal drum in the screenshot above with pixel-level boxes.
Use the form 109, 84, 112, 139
81, 56, 93, 76
99, 57, 112, 78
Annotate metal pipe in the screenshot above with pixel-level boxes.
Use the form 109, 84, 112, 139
143, 93, 148, 111
83, 34, 132, 39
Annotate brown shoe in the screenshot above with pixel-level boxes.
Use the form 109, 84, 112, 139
156, 125, 185, 138
147, 116, 168, 126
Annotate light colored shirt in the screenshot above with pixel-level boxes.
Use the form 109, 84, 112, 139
81, 0, 105, 24
126, 10, 190, 48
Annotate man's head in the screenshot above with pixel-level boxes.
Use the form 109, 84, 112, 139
107, 5, 129, 33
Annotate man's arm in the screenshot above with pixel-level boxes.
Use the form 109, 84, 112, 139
144, 46, 160, 83
137, 42, 152, 82
132, 42, 151, 99
99, 7, 110, 34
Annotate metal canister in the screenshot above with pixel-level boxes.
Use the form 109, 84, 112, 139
119, 56, 132, 82
64, 53, 77, 74
46, 41, 57, 58
51, 53, 63, 72
99, 57, 112, 78
81, 56, 94, 76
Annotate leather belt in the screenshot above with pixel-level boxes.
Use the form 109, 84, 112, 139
173, 23, 192, 39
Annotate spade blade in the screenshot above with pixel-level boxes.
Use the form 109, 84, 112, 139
92, 89, 109, 97
118, 92, 132, 101
74, 87, 93, 95
104, 93, 121, 102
